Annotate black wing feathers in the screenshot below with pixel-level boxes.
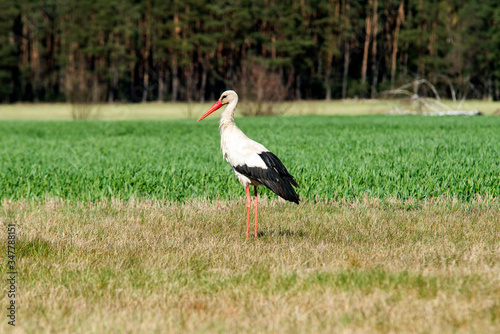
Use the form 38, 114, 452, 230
258, 152, 299, 188
233, 151, 300, 204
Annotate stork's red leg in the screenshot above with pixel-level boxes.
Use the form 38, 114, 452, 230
245, 185, 251, 239
254, 186, 258, 237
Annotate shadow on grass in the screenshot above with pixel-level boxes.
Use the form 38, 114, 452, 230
257, 228, 307, 238
16, 237, 53, 258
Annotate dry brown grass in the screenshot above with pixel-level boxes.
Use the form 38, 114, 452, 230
1, 100, 499, 121
1, 198, 499, 333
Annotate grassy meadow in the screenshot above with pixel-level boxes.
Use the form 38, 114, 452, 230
1, 102, 500, 333
3, 198, 500, 333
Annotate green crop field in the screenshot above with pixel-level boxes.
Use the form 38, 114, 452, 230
1, 116, 499, 202
1, 114, 500, 333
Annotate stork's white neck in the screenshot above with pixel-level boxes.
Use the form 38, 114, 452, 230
219, 96, 239, 132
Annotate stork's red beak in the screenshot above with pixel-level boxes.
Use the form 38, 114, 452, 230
197, 100, 223, 122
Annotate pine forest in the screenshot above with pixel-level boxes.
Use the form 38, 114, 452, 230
0, 0, 499, 103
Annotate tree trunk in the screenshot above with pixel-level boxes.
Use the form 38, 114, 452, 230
171, 13, 180, 102
142, 69, 149, 102
342, 40, 350, 99
141, 1, 151, 102
108, 65, 118, 103
10, 14, 23, 102
361, 0, 372, 89
370, 0, 378, 98
390, 1, 404, 88
92, 69, 99, 103
186, 62, 194, 102
493, 73, 500, 101
158, 67, 165, 102
199, 56, 207, 103
342, 0, 351, 99
296, 74, 301, 100
171, 57, 179, 102
324, 53, 331, 100
32, 27, 40, 102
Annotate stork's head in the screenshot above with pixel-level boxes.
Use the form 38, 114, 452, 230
197, 90, 238, 122
219, 90, 237, 105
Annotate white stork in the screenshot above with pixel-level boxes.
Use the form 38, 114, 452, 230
197, 90, 299, 238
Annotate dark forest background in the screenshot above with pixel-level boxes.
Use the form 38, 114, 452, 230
0, 0, 499, 104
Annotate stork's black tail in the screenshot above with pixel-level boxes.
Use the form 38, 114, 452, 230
233, 151, 299, 204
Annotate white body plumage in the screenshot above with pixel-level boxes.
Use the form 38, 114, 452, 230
218, 93, 269, 188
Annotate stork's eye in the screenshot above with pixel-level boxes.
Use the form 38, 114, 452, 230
222, 95, 227, 100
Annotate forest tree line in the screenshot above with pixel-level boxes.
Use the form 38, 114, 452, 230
0, 0, 499, 103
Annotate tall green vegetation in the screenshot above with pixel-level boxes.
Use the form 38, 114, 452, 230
0, 0, 499, 103
1, 116, 499, 202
